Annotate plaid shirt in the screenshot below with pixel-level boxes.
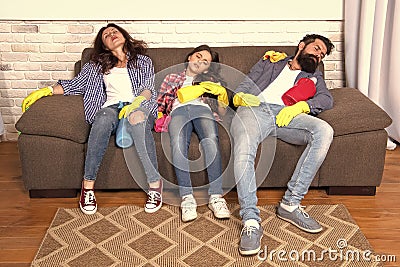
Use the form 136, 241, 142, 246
58, 54, 156, 124
157, 71, 186, 115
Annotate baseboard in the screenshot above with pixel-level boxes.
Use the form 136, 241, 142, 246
29, 189, 78, 198
326, 186, 376, 196
27, 186, 377, 197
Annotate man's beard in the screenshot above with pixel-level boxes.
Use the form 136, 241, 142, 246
297, 51, 319, 73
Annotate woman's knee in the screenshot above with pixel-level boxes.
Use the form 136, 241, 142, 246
128, 110, 146, 125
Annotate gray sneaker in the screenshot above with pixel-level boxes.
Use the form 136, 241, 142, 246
276, 205, 323, 233
239, 225, 263, 255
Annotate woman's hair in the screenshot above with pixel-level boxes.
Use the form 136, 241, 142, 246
185, 45, 226, 86
91, 23, 148, 74
185, 44, 220, 64
185, 45, 228, 114
193, 72, 227, 87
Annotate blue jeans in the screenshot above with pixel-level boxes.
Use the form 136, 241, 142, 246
230, 103, 333, 223
169, 105, 223, 197
84, 104, 159, 184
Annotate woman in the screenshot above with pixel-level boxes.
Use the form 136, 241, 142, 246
157, 45, 230, 222
22, 23, 162, 215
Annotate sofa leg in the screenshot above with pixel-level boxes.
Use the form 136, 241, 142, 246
29, 189, 78, 198
326, 186, 376, 196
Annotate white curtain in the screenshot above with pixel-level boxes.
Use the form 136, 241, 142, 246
345, 0, 400, 143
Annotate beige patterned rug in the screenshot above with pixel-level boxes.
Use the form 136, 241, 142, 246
32, 204, 384, 267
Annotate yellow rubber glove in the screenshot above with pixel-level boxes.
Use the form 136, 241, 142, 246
200, 81, 225, 94
118, 96, 146, 119
200, 81, 229, 107
216, 90, 229, 108
276, 101, 310, 127
233, 92, 260, 107
262, 50, 288, 63
154, 111, 166, 132
22, 86, 53, 112
177, 85, 206, 103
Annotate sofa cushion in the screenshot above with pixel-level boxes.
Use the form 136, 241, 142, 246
318, 88, 392, 136
15, 95, 90, 144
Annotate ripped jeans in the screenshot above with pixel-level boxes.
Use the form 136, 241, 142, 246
84, 104, 159, 184
168, 105, 223, 197
230, 103, 333, 223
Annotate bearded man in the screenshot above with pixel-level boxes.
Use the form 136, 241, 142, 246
230, 34, 335, 256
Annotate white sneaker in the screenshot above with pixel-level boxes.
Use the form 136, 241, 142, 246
208, 195, 230, 219
387, 138, 397, 150
181, 195, 197, 222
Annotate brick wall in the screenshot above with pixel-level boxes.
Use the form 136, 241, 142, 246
0, 20, 344, 141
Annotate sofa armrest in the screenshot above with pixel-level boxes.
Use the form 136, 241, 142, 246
15, 95, 90, 143
317, 88, 392, 136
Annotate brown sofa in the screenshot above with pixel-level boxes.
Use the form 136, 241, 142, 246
15, 46, 392, 198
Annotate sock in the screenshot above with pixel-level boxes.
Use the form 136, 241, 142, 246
182, 194, 194, 201
280, 202, 298, 212
244, 219, 260, 229
209, 194, 222, 201
82, 180, 94, 190
149, 180, 162, 193
149, 181, 159, 188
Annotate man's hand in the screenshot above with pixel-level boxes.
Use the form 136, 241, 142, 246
200, 81, 229, 107
22, 86, 53, 112
118, 96, 146, 119
233, 92, 260, 107
276, 101, 310, 127
176, 85, 206, 103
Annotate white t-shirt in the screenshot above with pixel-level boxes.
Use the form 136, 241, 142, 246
102, 67, 135, 107
258, 65, 301, 105
171, 75, 210, 112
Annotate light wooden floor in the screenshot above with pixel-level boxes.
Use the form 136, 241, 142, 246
0, 141, 399, 266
